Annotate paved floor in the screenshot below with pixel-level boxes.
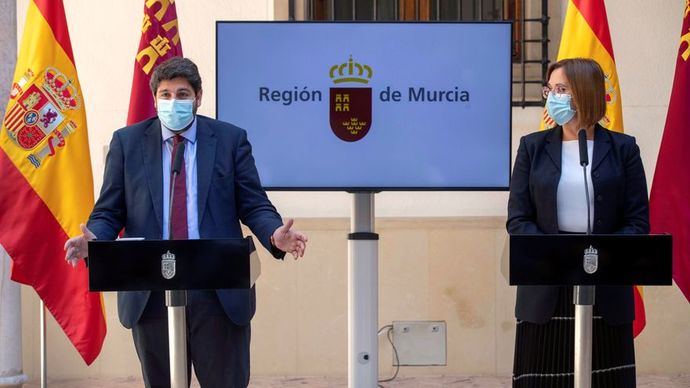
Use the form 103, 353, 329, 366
22, 374, 690, 387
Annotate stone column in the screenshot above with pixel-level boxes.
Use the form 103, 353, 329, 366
0, 0, 29, 387
0, 248, 28, 387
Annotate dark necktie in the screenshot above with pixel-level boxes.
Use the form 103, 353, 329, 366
170, 134, 188, 239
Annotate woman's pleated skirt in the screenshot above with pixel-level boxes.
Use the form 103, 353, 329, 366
512, 286, 636, 388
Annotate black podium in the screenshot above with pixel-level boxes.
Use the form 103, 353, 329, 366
88, 237, 259, 291
508, 234, 672, 388
88, 237, 260, 388
509, 234, 672, 286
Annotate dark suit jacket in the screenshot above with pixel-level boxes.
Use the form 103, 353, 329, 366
87, 115, 285, 329
507, 124, 649, 324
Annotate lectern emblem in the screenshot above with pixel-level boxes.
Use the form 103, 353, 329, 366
161, 250, 176, 279
583, 245, 598, 274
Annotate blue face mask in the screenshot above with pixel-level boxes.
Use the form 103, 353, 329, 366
545, 93, 576, 126
157, 99, 195, 131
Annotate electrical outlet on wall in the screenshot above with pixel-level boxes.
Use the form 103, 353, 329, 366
391, 321, 447, 366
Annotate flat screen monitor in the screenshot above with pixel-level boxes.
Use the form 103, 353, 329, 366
216, 22, 512, 190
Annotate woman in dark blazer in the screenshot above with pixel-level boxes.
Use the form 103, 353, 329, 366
507, 58, 649, 387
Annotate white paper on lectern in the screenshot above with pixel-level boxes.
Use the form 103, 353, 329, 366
500, 237, 510, 284
249, 249, 261, 288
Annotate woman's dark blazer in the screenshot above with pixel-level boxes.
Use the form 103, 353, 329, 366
507, 124, 650, 325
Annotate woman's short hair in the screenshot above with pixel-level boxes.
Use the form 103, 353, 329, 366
546, 58, 607, 128
149, 57, 202, 95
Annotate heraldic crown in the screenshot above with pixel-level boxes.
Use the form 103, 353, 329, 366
585, 245, 598, 256
329, 55, 373, 84
43, 67, 79, 110
162, 250, 175, 261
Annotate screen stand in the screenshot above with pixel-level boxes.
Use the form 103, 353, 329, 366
348, 192, 379, 388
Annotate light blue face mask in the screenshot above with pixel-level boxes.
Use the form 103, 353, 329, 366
545, 93, 576, 126
157, 99, 195, 131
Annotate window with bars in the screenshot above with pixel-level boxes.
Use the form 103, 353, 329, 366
287, 0, 549, 107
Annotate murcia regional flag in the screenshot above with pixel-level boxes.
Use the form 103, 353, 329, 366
127, 0, 183, 125
649, 2, 690, 311
0, 0, 106, 364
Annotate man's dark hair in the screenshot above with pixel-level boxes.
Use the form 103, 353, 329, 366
149, 57, 202, 94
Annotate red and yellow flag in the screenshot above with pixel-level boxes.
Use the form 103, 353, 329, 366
0, 0, 105, 364
649, 4, 690, 306
544, 0, 646, 337
127, 0, 183, 125
542, 0, 623, 132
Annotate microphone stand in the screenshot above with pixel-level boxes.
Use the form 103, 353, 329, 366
166, 140, 187, 388
574, 129, 594, 388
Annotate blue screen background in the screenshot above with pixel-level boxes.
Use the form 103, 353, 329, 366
217, 22, 511, 189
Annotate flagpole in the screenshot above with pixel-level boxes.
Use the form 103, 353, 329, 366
40, 301, 47, 388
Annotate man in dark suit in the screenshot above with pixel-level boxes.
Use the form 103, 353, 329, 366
64, 57, 308, 388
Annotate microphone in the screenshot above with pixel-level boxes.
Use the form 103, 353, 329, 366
168, 140, 186, 239
578, 129, 592, 234
578, 128, 589, 167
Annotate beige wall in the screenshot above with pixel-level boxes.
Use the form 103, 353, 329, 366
15, 0, 690, 381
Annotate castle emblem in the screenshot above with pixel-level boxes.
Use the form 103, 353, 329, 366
583, 245, 599, 274
329, 56, 373, 142
161, 250, 176, 280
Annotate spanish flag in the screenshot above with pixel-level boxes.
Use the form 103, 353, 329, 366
545, 0, 646, 337
541, 0, 624, 131
0, 0, 106, 364
127, 0, 183, 125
